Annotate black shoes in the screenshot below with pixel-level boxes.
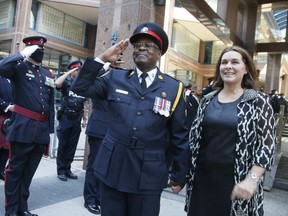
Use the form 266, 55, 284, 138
18, 211, 38, 216
58, 171, 77, 181
65, 171, 78, 179
84, 203, 101, 215
58, 174, 67, 181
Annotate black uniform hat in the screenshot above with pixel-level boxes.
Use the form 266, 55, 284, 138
67, 60, 82, 70
129, 22, 169, 55
22, 36, 47, 47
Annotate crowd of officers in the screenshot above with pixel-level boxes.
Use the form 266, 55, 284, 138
0, 22, 279, 216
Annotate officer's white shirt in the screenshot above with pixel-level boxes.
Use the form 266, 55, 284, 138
136, 67, 157, 88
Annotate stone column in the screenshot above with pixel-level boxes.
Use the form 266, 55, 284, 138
264, 54, 282, 93
12, 0, 33, 54
94, 0, 165, 68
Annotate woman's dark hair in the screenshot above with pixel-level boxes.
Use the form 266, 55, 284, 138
213, 46, 259, 90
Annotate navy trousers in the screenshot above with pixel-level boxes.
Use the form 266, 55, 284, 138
83, 136, 102, 205
5, 141, 45, 214
100, 182, 161, 216
56, 115, 81, 175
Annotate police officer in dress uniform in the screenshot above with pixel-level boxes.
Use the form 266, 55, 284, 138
83, 64, 109, 215
0, 36, 54, 216
83, 61, 123, 215
55, 61, 87, 181
71, 22, 190, 216
0, 77, 13, 181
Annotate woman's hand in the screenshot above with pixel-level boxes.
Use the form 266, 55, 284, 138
231, 178, 258, 201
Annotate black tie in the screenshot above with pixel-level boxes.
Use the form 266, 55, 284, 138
140, 73, 148, 91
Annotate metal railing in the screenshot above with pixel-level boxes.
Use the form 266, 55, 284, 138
264, 105, 287, 191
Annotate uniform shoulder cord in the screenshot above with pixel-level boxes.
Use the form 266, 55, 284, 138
171, 81, 183, 113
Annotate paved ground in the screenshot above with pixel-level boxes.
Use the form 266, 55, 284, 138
0, 133, 288, 215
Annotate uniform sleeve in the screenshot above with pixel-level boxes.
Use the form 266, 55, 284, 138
168, 84, 191, 186
255, 95, 276, 171
0, 53, 24, 79
71, 57, 107, 99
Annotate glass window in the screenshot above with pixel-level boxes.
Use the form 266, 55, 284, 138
255, 3, 287, 43
0, 0, 16, 29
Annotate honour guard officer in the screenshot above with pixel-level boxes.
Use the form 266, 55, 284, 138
0, 36, 54, 216
72, 22, 191, 216
83, 61, 123, 215
0, 76, 13, 181
55, 60, 87, 181
83, 96, 106, 215
83, 67, 108, 215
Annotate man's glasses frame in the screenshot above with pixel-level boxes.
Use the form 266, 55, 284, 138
133, 42, 160, 50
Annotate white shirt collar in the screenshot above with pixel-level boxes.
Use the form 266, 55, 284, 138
136, 67, 157, 79
136, 67, 157, 88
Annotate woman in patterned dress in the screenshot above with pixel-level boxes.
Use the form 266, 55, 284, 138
186, 46, 275, 216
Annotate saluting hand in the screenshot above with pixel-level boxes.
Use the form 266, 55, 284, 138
98, 39, 129, 63
20, 45, 39, 58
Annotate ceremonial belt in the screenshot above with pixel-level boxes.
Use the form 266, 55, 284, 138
107, 132, 166, 150
14, 105, 48, 121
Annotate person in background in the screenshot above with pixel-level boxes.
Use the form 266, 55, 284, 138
201, 79, 215, 96
0, 36, 54, 216
185, 86, 202, 129
82, 60, 123, 215
55, 60, 87, 182
269, 89, 280, 114
0, 77, 13, 181
277, 93, 288, 114
186, 45, 275, 216
71, 22, 190, 216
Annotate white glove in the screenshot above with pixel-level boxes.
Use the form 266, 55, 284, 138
20, 45, 39, 58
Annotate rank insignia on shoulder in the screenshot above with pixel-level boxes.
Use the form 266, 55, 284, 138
129, 70, 135, 76
158, 75, 163, 80
153, 96, 171, 117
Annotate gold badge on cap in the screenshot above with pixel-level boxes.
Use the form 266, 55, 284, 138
161, 92, 167, 98
140, 27, 148, 33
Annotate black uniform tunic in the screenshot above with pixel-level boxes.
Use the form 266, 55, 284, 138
188, 95, 241, 216
0, 53, 54, 214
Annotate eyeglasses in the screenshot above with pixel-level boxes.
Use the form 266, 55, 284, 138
133, 42, 160, 50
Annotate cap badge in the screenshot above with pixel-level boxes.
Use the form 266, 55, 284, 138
140, 27, 149, 33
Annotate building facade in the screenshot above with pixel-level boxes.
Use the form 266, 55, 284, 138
0, 0, 287, 93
